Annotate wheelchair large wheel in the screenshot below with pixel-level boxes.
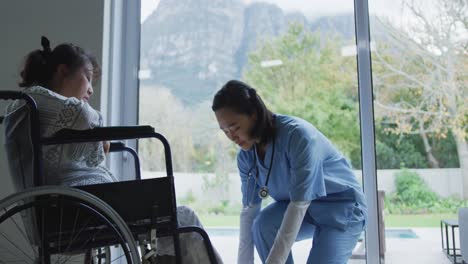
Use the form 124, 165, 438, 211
0, 186, 141, 264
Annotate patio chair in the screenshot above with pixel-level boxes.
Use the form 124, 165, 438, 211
460, 207, 468, 264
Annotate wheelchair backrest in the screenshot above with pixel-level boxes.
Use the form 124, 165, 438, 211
1, 92, 42, 192
4, 103, 35, 191
1, 91, 43, 245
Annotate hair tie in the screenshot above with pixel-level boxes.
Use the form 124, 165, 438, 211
39, 36, 52, 66
247, 88, 257, 102
41, 36, 52, 55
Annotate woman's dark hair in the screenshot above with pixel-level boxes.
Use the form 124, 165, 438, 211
212, 80, 275, 144
19, 36, 100, 88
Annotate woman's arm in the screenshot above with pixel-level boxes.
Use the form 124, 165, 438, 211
265, 201, 311, 264
238, 203, 261, 264
237, 151, 261, 263
52, 100, 107, 166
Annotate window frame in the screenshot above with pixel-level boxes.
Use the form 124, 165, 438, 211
102, 0, 141, 181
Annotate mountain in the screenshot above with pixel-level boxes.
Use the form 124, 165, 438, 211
140, 0, 355, 105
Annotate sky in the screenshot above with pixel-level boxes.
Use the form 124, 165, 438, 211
140, 0, 403, 23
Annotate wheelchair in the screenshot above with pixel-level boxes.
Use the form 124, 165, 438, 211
0, 91, 218, 264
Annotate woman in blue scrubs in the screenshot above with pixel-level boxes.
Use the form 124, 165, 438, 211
212, 80, 367, 264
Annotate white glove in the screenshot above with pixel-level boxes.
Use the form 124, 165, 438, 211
238, 203, 261, 264
266, 201, 311, 264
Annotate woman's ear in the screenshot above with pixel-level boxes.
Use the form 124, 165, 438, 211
49, 64, 71, 95
251, 112, 258, 122
55, 64, 70, 79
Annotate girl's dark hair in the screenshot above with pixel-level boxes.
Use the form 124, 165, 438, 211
212, 80, 275, 144
19, 36, 100, 88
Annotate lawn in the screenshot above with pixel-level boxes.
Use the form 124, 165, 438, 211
384, 213, 458, 227
200, 215, 239, 227
200, 213, 458, 228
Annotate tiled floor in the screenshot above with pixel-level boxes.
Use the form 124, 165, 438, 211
209, 228, 454, 263
383, 228, 453, 264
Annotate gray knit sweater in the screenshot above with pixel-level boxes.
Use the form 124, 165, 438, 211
4, 86, 116, 187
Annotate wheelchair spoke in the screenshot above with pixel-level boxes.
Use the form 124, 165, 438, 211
4, 208, 37, 256
73, 225, 105, 252
0, 260, 34, 264
41, 206, 46, 263
60, 223, 107, 264
0, 231, 35, 262
0, 187, 138, 264
59, 207, 84, 255
0, 205, 37, 263
111, 252, 126, 263
54, 254, 78, 264
53, 254, 84, 264
60, 213, 101, 254
56, 200, 64, 264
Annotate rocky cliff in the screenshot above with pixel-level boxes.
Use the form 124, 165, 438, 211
140, 0, 354, 105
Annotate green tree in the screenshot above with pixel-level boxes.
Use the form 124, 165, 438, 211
139, 85, 193, 172
372, 0, 468, 197
243, 23, 361, 165
375, 126, 428, 169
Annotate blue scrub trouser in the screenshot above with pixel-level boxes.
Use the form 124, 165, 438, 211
252, 201, 364, 264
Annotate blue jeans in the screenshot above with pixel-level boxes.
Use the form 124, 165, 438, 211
252, 201, 364, 264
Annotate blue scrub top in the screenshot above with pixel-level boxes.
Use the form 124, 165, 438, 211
237, 114, 367, 230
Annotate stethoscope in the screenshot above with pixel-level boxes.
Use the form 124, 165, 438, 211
247, 137, 276, 204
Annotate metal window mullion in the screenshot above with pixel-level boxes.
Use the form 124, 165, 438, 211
354, 0, 381, 263
103, 0, 141, 182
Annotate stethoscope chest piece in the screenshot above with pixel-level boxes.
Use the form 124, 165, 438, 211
247, 136, 276, 203
258, 187, 269, 199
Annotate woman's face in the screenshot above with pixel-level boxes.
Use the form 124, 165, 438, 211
215, 107, 257, 150
56, 62, 94, 102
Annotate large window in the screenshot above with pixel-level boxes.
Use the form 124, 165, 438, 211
138, 0, 367, 262
369, 0, 467, 263
113, 0, 468, 262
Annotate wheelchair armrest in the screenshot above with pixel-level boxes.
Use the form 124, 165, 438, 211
41, 125, 174, 177
42, 125, 155, 144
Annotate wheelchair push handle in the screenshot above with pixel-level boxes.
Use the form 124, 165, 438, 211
0, 91, 38, 123
0, 91, 38, 114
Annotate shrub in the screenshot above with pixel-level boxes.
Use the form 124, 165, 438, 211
385, 169, 468, 214
180, 189, 196, 204
394, 169, 438, 206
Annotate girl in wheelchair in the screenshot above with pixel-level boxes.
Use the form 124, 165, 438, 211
5, 36, 222, 263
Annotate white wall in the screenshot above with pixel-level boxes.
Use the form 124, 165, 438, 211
144, 168, 465, 204
0, 0, 105, 197
376, 168, 464, 198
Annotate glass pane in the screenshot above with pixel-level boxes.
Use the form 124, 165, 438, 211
139, 0, 366, 262
369, 0, 467, 263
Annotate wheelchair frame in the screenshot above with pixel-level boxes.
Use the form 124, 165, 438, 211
0, 91, 218, 264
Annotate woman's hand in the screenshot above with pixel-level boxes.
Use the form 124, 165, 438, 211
103, 141, 110, 154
